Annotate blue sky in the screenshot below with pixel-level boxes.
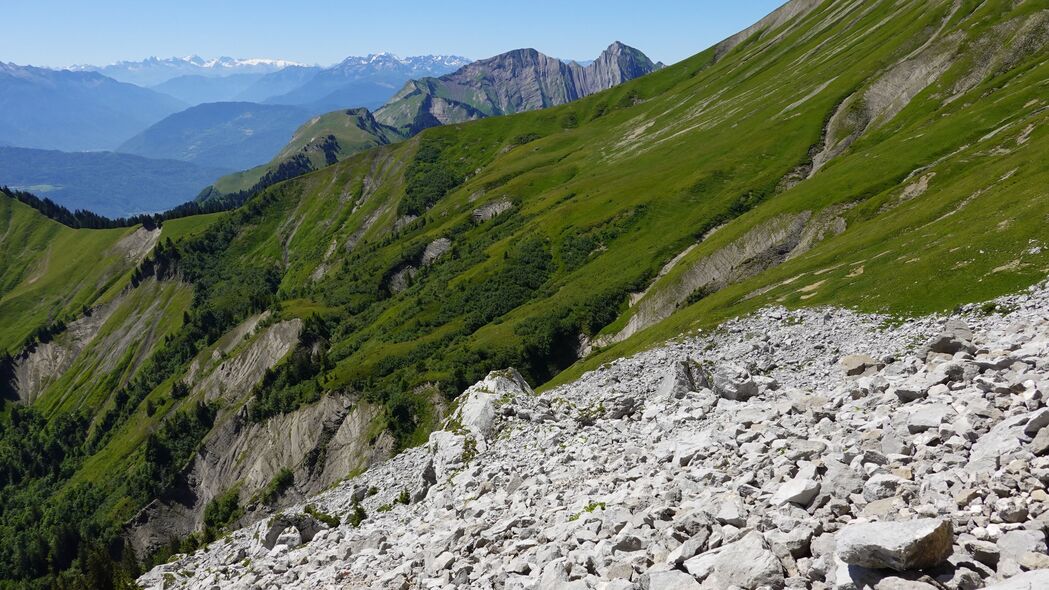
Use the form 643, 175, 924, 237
5, 1, 785, 68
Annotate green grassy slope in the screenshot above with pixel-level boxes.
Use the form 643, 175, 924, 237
213, 108, 404, 195
231, 0, 1049, 396
0, 197, 222, 354
0, 197, 137, 352
205, 44, 657, 197
3, 0, 1049, 585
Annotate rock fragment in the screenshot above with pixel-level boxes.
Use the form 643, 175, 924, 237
836, 519, 953, 571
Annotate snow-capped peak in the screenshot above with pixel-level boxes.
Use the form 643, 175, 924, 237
67, 56, 309, 86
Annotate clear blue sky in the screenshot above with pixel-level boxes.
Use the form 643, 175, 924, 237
5, 1, 786, 68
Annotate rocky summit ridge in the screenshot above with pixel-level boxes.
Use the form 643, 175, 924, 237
373, 42, 661, 136
140, 280, 1049, 589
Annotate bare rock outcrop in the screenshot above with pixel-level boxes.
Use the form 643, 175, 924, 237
602, 208, 847, 347
376, 42, 661, 134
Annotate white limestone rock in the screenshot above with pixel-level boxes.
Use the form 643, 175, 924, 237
836, 519, 953, 572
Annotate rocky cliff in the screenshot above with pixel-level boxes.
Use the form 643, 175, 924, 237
374, 42, 662, 135
140, 280, 1049, 589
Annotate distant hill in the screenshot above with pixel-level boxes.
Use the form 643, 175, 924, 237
0, 62, 185, 151
0, 146, 230, 217
232, 65, 324, 102
151, 73, 267, 105
117, 102, 311, 171
209, 107, 403, 195
262, 54, 470, 111
71, 55, 303, 86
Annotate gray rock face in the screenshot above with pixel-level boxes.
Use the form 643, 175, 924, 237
997, 530, 1047, 562
967, 415, 1028, 474
1032, 427, 1049, 455
420, 237, 452, 266
770, 473, 820, 507
471, 198, 514, 222
836, 519, 953, 571
907, 403, 954, 433
375, 42, 661, 134
138, 280, 1049, 590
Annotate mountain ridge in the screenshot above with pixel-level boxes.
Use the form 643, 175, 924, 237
116, 101, 314, 171
150, 73, 269, 105
207, 42, 660, 197
374, 41, 662, 134
261, 53, 472, 112
0, 62, 186, 151
71, 55, 306, 86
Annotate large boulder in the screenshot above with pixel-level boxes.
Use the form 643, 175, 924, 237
770, 472, 821, 507
841, 354, 880, 376
698, 531, 785, 589
657, 359, 707, 399
456, 368, 533, 445
836, 519, 953, 571
996, 530, 1047, 562
712, 363, 759, 400
430, 368, 533, 477
429, 430, 468, 479
907, 404, 954, 434
967, 415, 1028, 474
919, 319, 975, 358
261, 513, 327, 550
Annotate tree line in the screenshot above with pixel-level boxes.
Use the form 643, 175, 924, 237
0, 186, 240, 231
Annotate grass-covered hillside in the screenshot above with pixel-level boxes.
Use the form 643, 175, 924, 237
204, 43, 659, 198
2, 0, 1048, 586
210, 108, 404, 196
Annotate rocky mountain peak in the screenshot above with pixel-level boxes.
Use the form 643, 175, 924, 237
600, 40, 632, 56
374, 42, 660, 134
578, 41, 661, 94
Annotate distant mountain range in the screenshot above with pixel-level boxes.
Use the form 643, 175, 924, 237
0, 47, 654, 212
70, 55, 303, 86
147, 54, 470, 109
0, 146, 230, 217
208, 42, 661, 196
232, 66, 325, 103
151, 73, 269, 105
262, 54, 471, 111
0, 62, 185, 151
109, 55, 473, 177
70, 54, 471, 109
117, 102, 313, 171
0, 53, 471, 152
